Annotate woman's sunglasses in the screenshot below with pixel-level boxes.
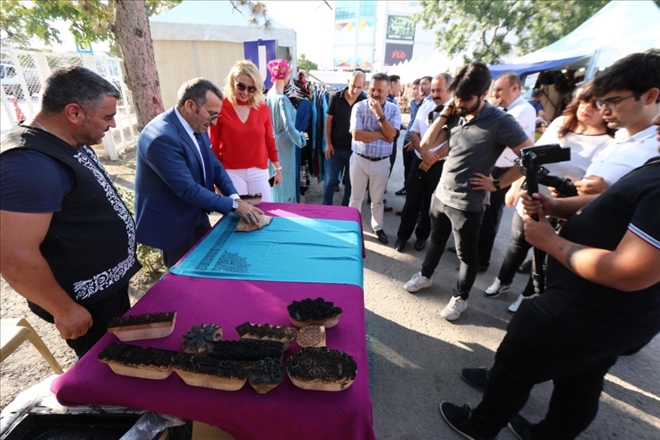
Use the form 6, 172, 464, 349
235, 81, 257, 93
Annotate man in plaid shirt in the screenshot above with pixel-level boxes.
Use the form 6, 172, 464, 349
349, 73, 402, 244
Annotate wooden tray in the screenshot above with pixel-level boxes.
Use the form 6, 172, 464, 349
100, 360, 173, 380
108, 313, 177, 342
174, 369, 246, 391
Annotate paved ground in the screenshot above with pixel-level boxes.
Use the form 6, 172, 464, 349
311, 136, 660, 439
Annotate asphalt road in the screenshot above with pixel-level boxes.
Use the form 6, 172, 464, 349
308, 136, 660, 440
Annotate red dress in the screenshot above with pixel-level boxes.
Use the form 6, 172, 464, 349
209, 98, 279, 170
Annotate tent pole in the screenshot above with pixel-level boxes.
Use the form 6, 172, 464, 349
584, 49, 602, 81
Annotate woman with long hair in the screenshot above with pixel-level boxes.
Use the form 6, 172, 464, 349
484, 81, 616, 313
209, 60, 282, 202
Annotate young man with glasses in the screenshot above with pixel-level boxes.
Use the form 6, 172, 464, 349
439, 50, 660, 440
135, 77, 263, 268
323, 71, 367, 206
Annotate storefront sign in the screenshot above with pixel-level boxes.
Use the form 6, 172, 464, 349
384, 43, 413, 66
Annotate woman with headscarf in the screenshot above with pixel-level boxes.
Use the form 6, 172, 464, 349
209, 60, 282, 201
265, 59, 307, 203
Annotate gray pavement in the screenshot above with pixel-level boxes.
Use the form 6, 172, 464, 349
308, 136, 660, 439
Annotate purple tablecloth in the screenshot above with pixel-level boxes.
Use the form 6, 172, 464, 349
52, 204, 375, 440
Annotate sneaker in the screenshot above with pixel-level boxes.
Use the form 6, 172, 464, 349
460, 367, 490, 390
441, 296, 468, 321
484, 278, 511, 298
508, 413, 534, 440
507, 293, 539, 314
395, 187, 407, 196
439, 402, 495, 440
404, 271, 432, 293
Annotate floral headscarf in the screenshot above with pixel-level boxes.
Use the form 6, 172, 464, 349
267, 59, 292, 81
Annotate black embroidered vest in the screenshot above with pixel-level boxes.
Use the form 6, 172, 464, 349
1, 126, 141, 306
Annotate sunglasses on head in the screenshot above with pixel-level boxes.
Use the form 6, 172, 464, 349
235, 81, 257, 93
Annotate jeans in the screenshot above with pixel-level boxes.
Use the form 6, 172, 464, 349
396, 156, 443, 242
323, 149, 352, 206
421, 196, 484, 299
226, 167, 273, 203
471, 300, 623, 439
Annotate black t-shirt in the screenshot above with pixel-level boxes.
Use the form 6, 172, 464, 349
327, 88, 366, 150
533, 157, 660, 346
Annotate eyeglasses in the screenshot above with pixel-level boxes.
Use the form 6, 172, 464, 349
191, 100, 219, 121
235, 81, 257, 94
594, 94, 636, 110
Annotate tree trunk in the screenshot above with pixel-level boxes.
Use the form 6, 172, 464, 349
111, 0, 163, 130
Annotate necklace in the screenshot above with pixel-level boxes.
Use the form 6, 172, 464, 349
32, 119, 48, 133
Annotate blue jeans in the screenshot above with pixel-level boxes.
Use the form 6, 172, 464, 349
323, 149, 352, 206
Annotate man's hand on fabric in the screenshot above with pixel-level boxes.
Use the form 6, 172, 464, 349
235, 201, 264, 225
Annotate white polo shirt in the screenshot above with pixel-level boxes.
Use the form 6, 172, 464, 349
411, 98, 452, 159
494, 94, 536, 167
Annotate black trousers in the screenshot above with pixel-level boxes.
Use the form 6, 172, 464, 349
470, 299, 646, 439
29, 284, 131, 358
421, 197, 484, 299
477, 166, 510, 267
397, 156, 444, 242
162, 213, 212, 268
388, 131, 400, 177
402, 145, 415, 186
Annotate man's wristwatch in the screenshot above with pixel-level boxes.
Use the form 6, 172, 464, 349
377, 115, 385, 122
492, 179, 501, 191
231, 199, 239, 212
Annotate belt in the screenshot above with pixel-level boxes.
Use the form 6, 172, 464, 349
357, 153, 389, 162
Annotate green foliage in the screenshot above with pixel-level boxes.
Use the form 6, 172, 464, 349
116, 187, 166, 280
414, 0, 650, 65
298, 53, 318, 72
0, 0, 181, 50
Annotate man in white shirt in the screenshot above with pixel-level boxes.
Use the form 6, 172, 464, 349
476, 72, 536, 271
395, 73, 453, 252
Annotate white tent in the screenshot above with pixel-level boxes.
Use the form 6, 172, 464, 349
490, 0, 660, 78
149, 0, 297, 107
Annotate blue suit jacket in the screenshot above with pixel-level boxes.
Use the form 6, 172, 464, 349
135, 108, 237, 251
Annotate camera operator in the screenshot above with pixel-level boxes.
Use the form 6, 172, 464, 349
484, 82, 615, 313
440, 50, 660, 440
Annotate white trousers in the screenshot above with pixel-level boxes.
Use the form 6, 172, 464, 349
349, 153, 390, 232
226, 167, 273, 202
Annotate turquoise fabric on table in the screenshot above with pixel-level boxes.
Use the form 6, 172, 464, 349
266, 89, 307, 203
170, 213, 363, 287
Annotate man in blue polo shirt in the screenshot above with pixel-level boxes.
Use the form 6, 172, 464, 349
349, 73, 402, 244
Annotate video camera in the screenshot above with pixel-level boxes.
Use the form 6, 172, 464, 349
517, 144, 571, 196
516, 144, 571, 295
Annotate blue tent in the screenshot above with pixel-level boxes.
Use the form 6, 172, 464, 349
488, 56, 587, 78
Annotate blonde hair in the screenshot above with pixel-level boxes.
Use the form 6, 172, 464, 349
223, 60, 265, 108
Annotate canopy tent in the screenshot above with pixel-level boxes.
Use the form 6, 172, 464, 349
149, 0, 297, 107
488, 0, 660, 79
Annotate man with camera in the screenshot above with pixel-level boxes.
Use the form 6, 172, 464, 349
402, 63, 534, 321
440, 50, 660, 440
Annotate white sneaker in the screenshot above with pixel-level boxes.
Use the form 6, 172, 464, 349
441, 296, 468, 321
484, 277, 511, 298
507, 293, 539, 314
404, 271, 433, 293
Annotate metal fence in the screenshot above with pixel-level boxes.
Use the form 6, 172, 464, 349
1, 48, 138, 160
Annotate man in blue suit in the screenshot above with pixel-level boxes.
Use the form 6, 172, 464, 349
135, 78, 264, 267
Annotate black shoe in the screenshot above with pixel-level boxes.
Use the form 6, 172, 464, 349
334, 186, 340, 192
447, 245, 457, 253
460, 367, 490, 390
508, 413, 534, 440
395, 187, 407, 196
383, 198, 387, 203
478, 265, 488, 273
439, 402, 495, 440
376, 229, 389, 244
384, 205, 393, 212
395, 239, 406, 252
518, 259, 532, 274
395, 211, 402, 216
414, 239, 426, 251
